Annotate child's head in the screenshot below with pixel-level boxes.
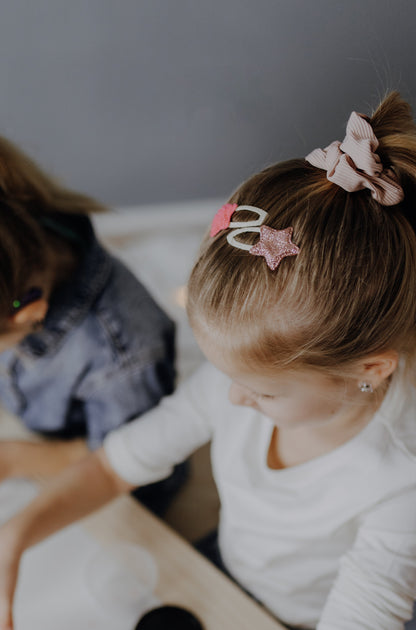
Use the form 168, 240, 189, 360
188, 92, 416, 404
0, 135, 106, 345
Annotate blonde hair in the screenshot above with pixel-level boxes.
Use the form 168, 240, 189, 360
187, 92, 416, 379
0, 136, 106, 322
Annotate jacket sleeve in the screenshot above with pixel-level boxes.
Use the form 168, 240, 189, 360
317, 486, 416, 630
79, 355, 175, 450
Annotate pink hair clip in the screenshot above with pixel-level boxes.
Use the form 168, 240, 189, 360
210, 203, 238, 237
250, 226, 300, 270
211, 202, 300, 270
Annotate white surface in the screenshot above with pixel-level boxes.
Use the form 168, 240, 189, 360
0, 480, 38, 523
0, 479, 158, 629
85, 542, 159, 621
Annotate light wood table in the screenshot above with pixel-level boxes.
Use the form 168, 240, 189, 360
0, 408, 286, 630
83, 496, 287, 630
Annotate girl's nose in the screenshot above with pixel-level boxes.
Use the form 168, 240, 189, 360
228, 382, 257, 408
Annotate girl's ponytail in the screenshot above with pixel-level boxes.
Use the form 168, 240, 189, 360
370, 91, 416, 149
370, 92, 416, 230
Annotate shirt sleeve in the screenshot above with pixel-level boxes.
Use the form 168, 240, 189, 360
317, 486, 416, 630
81, 355, 175, 450
103, 362, 215, 486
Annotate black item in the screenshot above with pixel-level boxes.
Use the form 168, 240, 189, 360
131, 460, 189, 517
135, 605, 204, 629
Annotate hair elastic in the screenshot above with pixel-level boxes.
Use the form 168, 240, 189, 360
210, 204, 300, 270
305, 111, 404, 206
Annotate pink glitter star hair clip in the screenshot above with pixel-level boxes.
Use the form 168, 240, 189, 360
250, 226, 300, 270
210, 203, 300, 270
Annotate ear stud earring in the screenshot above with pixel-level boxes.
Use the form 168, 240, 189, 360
359, 381, 374, 393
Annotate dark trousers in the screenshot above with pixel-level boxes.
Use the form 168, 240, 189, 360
131, 460, 189, 517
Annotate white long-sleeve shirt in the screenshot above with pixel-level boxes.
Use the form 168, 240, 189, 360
104, 362, 416, 629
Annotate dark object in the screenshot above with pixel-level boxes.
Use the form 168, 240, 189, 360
131, 460, 190, 517
135, 605, 204, 629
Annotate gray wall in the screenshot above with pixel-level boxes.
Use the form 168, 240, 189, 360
0, 0, 414, 206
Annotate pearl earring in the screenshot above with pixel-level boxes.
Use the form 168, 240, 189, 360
359, 381, 373, 393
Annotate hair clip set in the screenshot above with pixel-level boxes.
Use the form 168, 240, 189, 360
210, 203, 300, 270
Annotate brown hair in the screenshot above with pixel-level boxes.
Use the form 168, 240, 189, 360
0, 136, 106, 322
187, 92, 416, 379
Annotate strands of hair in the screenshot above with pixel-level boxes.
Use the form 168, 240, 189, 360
0, 136, 108, 323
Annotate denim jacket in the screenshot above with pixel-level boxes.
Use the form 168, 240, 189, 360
0, 213, 175, 450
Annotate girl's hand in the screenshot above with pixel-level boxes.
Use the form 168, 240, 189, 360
0, 439, 89, 481
0, 448, 132, 630
0, 527, 23, 630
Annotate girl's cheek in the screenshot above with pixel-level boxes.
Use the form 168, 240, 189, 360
261, 400, 288, 419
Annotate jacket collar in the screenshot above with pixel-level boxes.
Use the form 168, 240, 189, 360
21, 214, 113, 357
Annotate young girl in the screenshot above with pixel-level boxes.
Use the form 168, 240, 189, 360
0, 91, 415, 630
0, 135, 185, 515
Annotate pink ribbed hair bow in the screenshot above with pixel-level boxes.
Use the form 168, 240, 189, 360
305, 112, 404, 206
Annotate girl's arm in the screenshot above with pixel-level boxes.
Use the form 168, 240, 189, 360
317, 487, 416, 630
0, 447, 134, 630
0, 439, 89, 481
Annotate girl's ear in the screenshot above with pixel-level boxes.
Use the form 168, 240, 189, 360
359, 350, 399, 388
10, 299, 49, 327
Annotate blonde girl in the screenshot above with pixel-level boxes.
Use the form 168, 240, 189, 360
0, 92, 414, 629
